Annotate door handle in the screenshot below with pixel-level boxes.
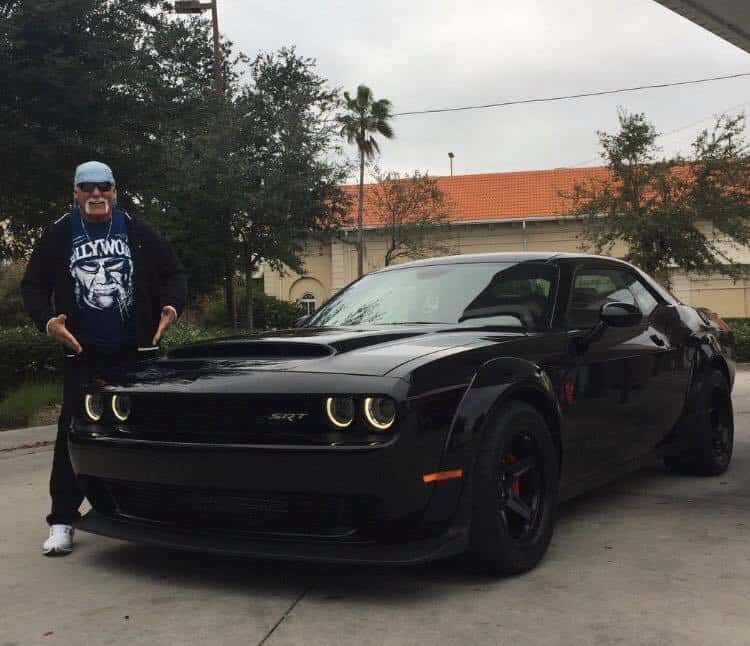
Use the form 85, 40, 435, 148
650, 334, 665, 347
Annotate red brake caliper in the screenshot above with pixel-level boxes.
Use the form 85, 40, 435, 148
506, 454, 520, 497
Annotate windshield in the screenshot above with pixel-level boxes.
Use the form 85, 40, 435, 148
309, 262, 557, 330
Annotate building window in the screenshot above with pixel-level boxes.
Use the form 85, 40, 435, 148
300, 293, 316, 316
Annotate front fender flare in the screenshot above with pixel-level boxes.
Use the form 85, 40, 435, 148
422, 356, 561, 528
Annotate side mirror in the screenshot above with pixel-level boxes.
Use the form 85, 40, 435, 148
295, 314, 311, 328
601, 302, 642, 328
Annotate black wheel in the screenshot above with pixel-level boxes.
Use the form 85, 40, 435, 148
664, 369, 733, 477
468, 401, 560, 575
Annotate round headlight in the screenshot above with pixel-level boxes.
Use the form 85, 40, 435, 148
84, 394, 104, 422
325, 396, 354, 429
364, 397, 396, 431
111, 395, 131, 422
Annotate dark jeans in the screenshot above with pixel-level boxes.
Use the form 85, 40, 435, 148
47, 349, 135, 526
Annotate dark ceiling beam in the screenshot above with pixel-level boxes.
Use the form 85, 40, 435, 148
654, 0, 750, 53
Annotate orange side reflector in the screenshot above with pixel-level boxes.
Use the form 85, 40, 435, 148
422, 469, 463, 483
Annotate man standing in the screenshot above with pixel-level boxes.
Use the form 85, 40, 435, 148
21, 161, 187, 555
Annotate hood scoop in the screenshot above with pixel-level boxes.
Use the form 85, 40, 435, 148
328, 332, 422, 354
167, 340, 334, 360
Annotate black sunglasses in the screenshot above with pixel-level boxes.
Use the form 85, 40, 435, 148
77, 182, 114, 193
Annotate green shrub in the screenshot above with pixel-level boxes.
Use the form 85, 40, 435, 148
0, 263, 29, 326
198, 288, 303, 331
0, 326, 61, 397
160, 320, 230, 351
725, 318, 750, 362
0, 379, 62, 430
249, 289, 305, 330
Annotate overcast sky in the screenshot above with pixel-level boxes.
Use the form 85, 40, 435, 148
216, 0, 750, 180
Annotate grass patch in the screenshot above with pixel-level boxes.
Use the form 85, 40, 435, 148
0, 380, 62, 430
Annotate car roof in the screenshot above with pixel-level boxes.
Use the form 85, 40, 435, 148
374, 252, 631, 272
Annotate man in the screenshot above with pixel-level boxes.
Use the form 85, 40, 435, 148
21, 161, 187, 556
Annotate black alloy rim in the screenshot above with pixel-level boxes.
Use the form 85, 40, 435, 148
496, 431, 544, 542
709, 388, 733, 465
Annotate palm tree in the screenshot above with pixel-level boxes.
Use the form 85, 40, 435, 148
338, 85, 394, 277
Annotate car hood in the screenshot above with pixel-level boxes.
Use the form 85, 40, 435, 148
158, 325, 523, 378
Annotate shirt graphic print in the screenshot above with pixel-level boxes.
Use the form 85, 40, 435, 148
69, 209, 135, 349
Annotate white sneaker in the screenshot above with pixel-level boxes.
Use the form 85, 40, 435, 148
42, 524, 74, 556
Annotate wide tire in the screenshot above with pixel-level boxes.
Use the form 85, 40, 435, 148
468, 401, 560, 576
664, 369, 733, 477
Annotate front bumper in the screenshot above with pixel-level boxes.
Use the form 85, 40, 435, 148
69, 415, 468, 562
76, 510, 468, 564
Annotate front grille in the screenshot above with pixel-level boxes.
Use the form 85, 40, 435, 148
102, 394, 396, 446
128, 394, 325, 442
101, 479, 382, 538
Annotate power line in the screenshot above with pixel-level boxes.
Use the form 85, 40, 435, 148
659, 99, 750, 139
392, 72, 750, 117
570, 98, 750, 167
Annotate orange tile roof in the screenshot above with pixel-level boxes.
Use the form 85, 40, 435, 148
342, 166, 612, 226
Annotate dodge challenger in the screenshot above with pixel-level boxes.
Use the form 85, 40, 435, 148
69, 252, 735, 574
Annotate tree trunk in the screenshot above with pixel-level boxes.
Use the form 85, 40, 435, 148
224, 241, 237, 330
224, 266, 237, 329
357, 146, 365, 278
244, 240, 254, 332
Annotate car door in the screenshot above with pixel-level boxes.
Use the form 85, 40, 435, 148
562, 262, 668, 470
627, 275, 692, 447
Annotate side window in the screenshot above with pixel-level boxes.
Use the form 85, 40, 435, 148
459, 263, 557, 330
628, 279, 659, 317
567, 267, 636, 329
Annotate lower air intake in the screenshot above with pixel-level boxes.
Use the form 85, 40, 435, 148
101, 479, 382, 539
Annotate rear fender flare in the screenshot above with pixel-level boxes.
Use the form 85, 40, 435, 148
684, 336, 733, 417
663, 336, 733, 455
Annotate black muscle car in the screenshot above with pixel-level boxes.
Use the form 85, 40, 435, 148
70, 252, 735, 574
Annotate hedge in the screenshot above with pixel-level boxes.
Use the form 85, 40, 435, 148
199, 288, 303, 330
0, 322, 233, 397
0, 293, 302, 398
0, 326, 61, 397
5, 316, 746, 399
725, 319, 750, 363
0, 264, 28, 327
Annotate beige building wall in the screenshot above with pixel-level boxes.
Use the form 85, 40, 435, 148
262, 239, 332, 310
264, 219, 749, 319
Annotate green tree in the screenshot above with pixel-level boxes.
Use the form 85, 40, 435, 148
0, 2, 348, 329
161, 48, 349, 331
0, 0, 173, 255
338, 85, 394, 277
567, 109, 750, 283
124, 12, 234, 299
0, 1, 231, 300
230, 49, 350, 330
370, 169, 452, 266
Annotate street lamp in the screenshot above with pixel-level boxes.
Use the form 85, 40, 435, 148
448, 151, 454, 177
173, 0, 222, 94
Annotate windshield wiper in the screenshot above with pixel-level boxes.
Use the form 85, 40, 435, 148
372, 321, 447, 325
442, 324, 526, 332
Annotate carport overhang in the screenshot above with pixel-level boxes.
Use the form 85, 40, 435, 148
654, 1, 750, 53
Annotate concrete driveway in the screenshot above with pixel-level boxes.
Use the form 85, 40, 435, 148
2, 373, 750, 646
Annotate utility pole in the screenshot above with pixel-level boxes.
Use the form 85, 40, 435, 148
173, 1, 222, 94
210, 1, 222, 93
174, 1, 237, 329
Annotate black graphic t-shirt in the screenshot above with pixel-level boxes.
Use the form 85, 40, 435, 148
69, 208, 136, 349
